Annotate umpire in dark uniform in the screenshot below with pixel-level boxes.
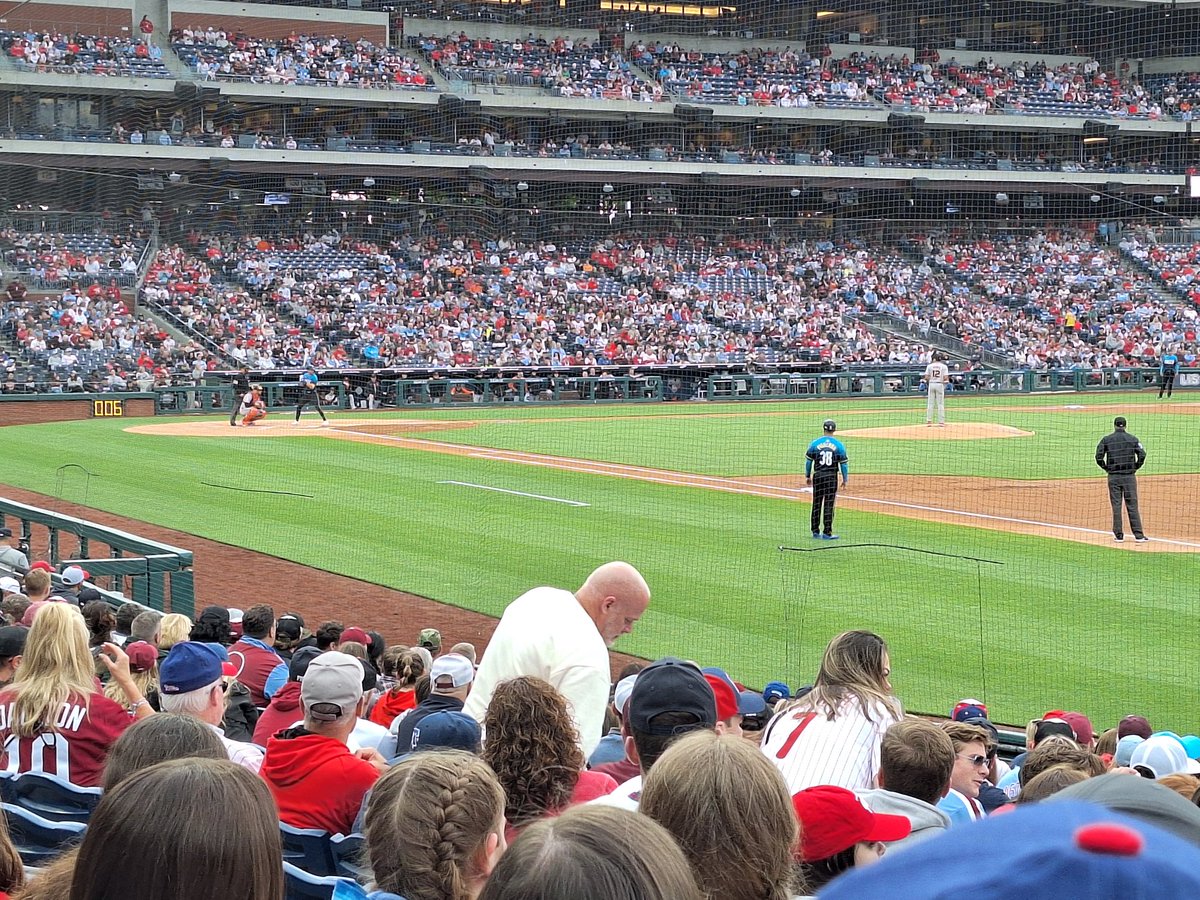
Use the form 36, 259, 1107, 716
1095, 416, 1147, 543
229, 367, 250, 426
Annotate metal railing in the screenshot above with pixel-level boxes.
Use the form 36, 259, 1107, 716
0, 497, 194, 616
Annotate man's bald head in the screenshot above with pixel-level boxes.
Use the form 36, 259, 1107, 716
577, 562, 651, 647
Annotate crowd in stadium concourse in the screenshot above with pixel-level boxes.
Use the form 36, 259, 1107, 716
630, 42, 1185, 118
3, 23, 1198, 124
0, 563, 1195, 899
170, 28, 434, 89
0, 30, 170, 78
415, 32, 662, 100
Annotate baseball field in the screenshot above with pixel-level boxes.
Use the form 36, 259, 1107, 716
2, 390, 1197, 730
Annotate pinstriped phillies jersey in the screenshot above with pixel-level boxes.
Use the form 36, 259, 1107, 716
760, 697, 901, 793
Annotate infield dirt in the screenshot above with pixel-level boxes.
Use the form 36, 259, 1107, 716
128, 419, 1199, 552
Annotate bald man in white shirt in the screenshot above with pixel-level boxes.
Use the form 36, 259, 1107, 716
464, 562, 651, 757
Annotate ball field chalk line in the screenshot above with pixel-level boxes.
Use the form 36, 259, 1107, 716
438, 481, 590, 507
331, 428, 1200, 549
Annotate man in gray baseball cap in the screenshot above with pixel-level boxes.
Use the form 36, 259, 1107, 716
259, 651, 388, 835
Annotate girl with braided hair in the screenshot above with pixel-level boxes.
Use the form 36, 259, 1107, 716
332, 750, 507, 900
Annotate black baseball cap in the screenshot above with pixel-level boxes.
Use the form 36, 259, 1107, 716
1035, 718, 1077, 743
1115, 416, 1127, 428
276, 614, 304, 640
0, 626, 27, 659
288, 646, 323, 682
627, 657, 717, 735
0, 528, 11, 538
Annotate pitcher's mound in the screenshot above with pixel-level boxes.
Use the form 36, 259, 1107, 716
838, 423, 1033, 440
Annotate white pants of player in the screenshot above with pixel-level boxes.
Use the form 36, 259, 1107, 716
926, 383, 945, 424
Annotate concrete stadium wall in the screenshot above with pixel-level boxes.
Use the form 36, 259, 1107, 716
169, 0, 387, 43
0, 396, 155, 425
404, 18, 598, 45
0, 1, 134, 36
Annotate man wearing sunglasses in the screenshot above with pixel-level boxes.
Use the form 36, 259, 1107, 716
937, 721, 995, 826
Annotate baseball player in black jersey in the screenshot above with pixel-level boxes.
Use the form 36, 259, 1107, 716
805, 419, 849, 540
1095, 416, 1147, 542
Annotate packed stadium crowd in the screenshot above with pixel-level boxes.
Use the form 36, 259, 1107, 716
0, 30, 170, 79
4, 22, 1198, 123
415, 32, 662, 100
0, 230, 146, 289
913, 230, 1200, 368
136, 231, 905, 370
1, 225, 1196, 388
0, 560, 1194, 899
170, 28, 434, 90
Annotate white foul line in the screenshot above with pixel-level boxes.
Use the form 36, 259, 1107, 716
437, 481, 590, 507
331, 428, 1200, 549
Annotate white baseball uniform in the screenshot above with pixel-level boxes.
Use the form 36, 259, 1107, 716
924, 361, 949, 424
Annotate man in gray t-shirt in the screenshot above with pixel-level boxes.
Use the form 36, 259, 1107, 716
0, 528, 28, 573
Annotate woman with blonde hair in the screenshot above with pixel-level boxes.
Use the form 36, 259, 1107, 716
333, 749, 507, 900
482, 677, 616, 834
478, 805, 703, 900
0, 603, 151, 786
368, 647, 425, 726
641, 730, 801, 900
760, 630, 902, 792
157, 613, 192, 651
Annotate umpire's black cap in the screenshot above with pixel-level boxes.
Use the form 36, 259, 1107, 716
823, 419, 837, 433
1114, 416, 1127, 428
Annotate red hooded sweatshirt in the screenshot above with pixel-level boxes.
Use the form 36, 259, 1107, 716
253, 682, 302, 747
260, 728, 380, 834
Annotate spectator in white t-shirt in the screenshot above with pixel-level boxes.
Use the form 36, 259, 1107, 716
463, 561, 650, 758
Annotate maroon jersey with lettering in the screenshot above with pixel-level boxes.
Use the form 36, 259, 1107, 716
0, 690, 134, 786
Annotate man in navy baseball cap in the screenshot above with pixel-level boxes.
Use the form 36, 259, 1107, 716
822, 800, 1200, 899
592, 657, 717, 811
159, 642, 235, 694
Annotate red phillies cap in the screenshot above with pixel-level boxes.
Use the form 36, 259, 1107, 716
793, 785, 912, 861
28, 561, 53, 573
340, 626, 371, 647
703, 672, 739, 722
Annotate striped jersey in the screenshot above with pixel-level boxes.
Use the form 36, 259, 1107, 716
760, 697, 902, 793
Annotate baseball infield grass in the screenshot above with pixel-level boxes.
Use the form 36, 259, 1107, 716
0, 391, 1195, 730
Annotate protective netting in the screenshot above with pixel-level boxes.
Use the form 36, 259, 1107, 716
0, 0, 1198, 728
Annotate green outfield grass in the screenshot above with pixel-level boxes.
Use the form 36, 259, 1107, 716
0, 391, 1196, 730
